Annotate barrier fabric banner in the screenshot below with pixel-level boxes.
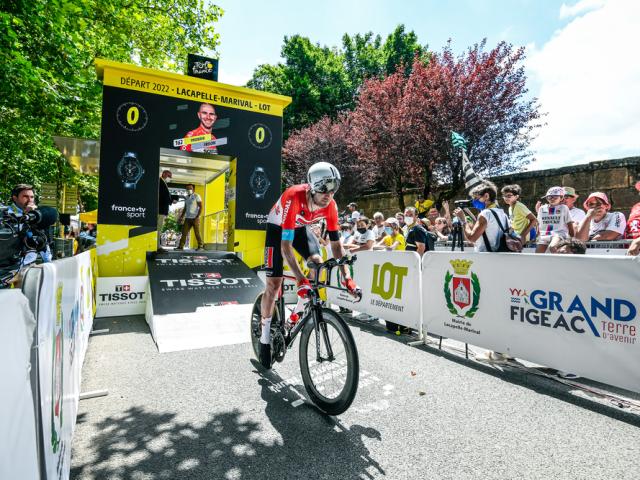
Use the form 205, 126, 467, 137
422, 252, 640, 393
38, 252, 95, 480
0, 291, 39, 480
327, 251, 422, 331
96, 276, 148, 317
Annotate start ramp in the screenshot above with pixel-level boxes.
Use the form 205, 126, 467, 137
145, 251, 264, 352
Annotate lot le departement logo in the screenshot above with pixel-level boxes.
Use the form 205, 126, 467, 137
444, 259, 481, 318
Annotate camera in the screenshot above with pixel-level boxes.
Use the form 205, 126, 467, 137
454, 199, 473, 209
0, 205, 58, 287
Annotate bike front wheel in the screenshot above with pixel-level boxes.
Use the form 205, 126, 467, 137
299, 308, 359, 415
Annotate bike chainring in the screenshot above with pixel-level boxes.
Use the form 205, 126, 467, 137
272, 328, 286, 363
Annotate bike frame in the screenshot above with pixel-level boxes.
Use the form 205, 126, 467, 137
277, 260, 353, 361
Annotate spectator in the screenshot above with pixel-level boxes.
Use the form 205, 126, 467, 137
624, 180, 640, 240
453, 180, 511, 253
157, 169, 173, 253
79, 225, 96, 248
420, 218, 433, 231
374, 218, 406, 251
501, 184, 537, 243
536, 187, 575, 253
627, 236, 640, 256
562, 187, 586, 227
427, 207, 439, 225
575, 192, 627, 242
404, 206, 429, 255
9, 184, 52, 263
345, 216, 375, 252
347, 202, 360, 222
340, 222, 353, 245
554, 238, 587, 254
371, 212, 387, 241
415, 195, 434, 219
176, 183, 205, 250
395, 212, 407, 235
433, 217, 451, 241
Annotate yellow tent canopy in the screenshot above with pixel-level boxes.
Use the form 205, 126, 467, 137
79, 210, 97, 223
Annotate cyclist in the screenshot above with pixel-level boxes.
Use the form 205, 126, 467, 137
260, 162, 360, 368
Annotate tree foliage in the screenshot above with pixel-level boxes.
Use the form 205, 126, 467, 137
0, 0, 223, 208
247, 25, 428, 139
284, 40, 543, 209
282, 115, 372, 205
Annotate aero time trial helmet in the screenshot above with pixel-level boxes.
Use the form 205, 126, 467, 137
307, 162, 341, 194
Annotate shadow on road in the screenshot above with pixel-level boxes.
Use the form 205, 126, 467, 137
71, 363, 385, 480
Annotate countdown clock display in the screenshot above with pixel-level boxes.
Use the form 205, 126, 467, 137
116, 102, 149, 132
248, 123, 272, 149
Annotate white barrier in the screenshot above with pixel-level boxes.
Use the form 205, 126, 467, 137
422, 251, 640, 393
37, 251, 95, 480
327, 250, 423, 331
0, 290, 39, 480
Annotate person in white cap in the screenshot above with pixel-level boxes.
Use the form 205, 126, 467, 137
536, 186, 575, 253
562, 186, 586, 226
575, 191, 626, 241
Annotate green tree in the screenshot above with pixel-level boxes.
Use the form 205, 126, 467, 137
248, 24, 428, 139
0, 0, 223, 209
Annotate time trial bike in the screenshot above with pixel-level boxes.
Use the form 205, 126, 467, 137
251, 256, 361, 415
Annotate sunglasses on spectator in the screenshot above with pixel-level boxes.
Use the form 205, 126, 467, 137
546, 195, 561, 200
586, 201, 605, 208
502, 194, 515, 198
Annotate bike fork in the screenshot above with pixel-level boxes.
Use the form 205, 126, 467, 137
312, 307, 334, 362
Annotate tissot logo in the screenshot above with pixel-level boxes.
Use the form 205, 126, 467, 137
115, 284, 131, 292
191, 272, 221, 279
156, 258, 235, 265
160, 277, 253, 287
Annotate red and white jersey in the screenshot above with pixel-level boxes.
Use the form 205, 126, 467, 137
267, 184, 339, 231
180, 125, 218, 153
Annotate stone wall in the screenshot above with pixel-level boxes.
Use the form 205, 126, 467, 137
354, 156, 640, 218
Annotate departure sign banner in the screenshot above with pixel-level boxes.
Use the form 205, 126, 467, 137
97, 66, 285, 229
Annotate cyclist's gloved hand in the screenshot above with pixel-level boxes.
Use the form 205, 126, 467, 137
342, 278, 360, 296
297, 278, 312, 298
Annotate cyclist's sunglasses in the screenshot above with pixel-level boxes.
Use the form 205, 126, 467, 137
313, 179, 340, 194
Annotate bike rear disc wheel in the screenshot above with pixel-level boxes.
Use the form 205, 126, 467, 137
299, 308, 359, 415
250, 293, 281, 360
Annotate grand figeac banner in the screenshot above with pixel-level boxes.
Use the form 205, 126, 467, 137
327, 251, 422, 331
146, 251, 264, 352
422, 252, 640, 393
97, 63, 286, 230
37, 252, 95, 480
0, 290, 39, 480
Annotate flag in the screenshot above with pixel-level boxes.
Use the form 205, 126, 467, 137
461, 150, 483, 190
451, 131, 483, 190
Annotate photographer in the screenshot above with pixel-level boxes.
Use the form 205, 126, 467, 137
453, 181, 510, 252
1, 184, 57, 287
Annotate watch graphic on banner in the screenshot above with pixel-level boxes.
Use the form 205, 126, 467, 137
249, 166, 270, 199
117, 151, 145, 189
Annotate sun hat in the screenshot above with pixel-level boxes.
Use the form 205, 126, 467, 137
583, 192, 610, 210
385, 217, 399, 226
563, 186, 578, 197
541, 186, 565, 199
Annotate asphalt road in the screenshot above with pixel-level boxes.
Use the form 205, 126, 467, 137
71, 314, 640, 480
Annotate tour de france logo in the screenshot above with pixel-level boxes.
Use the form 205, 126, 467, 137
444, 259, 481, 318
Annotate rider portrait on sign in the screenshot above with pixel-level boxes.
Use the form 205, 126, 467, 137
259, 162, 360, 368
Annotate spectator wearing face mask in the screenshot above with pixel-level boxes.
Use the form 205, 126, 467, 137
536, 187, 575, 253
340, 222, 353, 245
345, 216, 375, 252
575, 192, 627, 242
374, 218, 406, 251
403, 206, 429, 255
